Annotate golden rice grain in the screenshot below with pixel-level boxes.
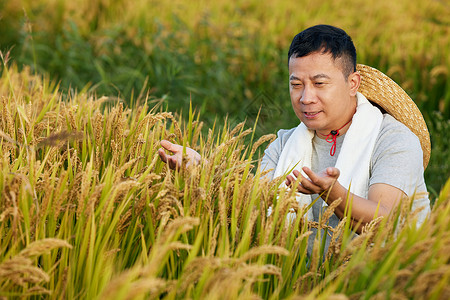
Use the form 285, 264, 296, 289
23, 286, 52, 296
66, 107, 77, 131
219, 187, 228, 228
325, 217, 347, 261
110, 139, 120, 168
114, 157, 143, 183
238, 245, 289, 263
320, 198, 343, 228
229, 121, 246, 137
250, 134, 276, 157
95, 145, 102, 170
0, 260, 50, 286
210, 224, 220, 255
191, 120, 203, 149
18, 238, 72, 258
93, 111, 103, 147
160, 217, 200, 242
0, 128, 21, 149
124, 278, 171, 300
111, 102, 125, 142
99, 270, 169, 300
1, 96, 15, 138
408, 266, 450, 298
339, 231, 376, 262
166, 114, 183, 142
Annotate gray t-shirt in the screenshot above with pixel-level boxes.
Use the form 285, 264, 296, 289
261, 114, 430, 255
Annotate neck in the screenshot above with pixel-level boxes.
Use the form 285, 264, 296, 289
316, 117, 353, 139
316, 117, 353, 156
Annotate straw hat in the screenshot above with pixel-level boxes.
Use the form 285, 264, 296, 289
357, 64, 431, 169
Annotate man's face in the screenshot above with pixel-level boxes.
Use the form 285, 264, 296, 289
288, 52, 359, 136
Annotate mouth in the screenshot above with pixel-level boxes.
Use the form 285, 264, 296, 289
303, 111, 321, 119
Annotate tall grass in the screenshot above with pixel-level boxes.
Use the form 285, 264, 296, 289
3, 0, 448, 111
1, 0, 449, 194
1, 62, 449, 299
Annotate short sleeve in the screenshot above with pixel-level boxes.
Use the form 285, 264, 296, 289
261, 128, 296, 180
369, 115, 425, 197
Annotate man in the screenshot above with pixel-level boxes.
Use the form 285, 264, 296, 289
159, 25, 431, 250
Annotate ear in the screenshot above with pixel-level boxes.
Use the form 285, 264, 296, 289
348, 71, 361, 96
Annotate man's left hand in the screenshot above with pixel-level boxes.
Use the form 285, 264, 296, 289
286, 167, 340, 195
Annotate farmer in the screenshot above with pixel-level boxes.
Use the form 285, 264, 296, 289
158, 25, 431, 249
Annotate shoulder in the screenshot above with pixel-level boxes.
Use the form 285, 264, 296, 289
275, 127, 297, 146
376, 114, 422, 154
267, 127, 297, 152
379, 114, 420, 140
261, 127, 297, 178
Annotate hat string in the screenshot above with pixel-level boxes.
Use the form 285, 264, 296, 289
317, 118, 352, 156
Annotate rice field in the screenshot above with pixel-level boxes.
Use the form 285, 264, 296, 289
1, 0, 450, 298
0, 62, 449, 299
1, 0, 449, 194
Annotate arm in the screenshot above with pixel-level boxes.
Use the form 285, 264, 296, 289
286, 117, 427, 233
286, 167, 405, 233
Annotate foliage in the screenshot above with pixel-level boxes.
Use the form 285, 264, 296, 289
1, 64, 449, 299
0, 0, 449, 192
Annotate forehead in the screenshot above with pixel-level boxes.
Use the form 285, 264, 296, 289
288, 52, 344, 78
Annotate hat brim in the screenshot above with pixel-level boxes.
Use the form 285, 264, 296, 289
357, 64, 431, 169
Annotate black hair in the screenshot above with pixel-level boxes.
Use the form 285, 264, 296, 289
288, 25, 357, 79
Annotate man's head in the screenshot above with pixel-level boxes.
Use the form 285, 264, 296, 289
288, 25, 360, 136
288, 25, 356, 80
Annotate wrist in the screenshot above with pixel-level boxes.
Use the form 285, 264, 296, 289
325, 180, 345, 204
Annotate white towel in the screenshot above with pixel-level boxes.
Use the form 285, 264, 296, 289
273, 92, 383, 220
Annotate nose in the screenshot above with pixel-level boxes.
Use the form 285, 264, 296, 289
300, 85, 317, 104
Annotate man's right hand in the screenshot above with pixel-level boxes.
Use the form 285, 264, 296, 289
158, 140, 202, 170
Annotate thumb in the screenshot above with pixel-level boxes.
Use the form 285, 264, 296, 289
327, 167, 340, 178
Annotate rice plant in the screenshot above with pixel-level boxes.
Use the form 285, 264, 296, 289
1, 0, 448, 194
1, 60, 449, 299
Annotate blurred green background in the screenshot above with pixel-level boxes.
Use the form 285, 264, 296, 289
0, 0, 449, 196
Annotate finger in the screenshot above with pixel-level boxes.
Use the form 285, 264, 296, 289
292, 169, 302, 178
158, 148, 168, 163
296, 169, 323, 193
286, 175, 293, 186
302, 167, 320, 184
292, 170, 306, 186
160, 140, 182, 153
168, 156, 179, 170
301, 166, 313, 176
297, 187, 314, 194
298, 178, 319, 193
296, 181, 316, 194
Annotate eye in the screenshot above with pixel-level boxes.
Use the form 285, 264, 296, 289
314, 82, 325, 86
290, 82, 303, 88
